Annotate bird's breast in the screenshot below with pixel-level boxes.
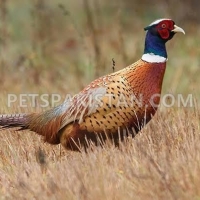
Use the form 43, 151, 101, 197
126, 60, 166, 107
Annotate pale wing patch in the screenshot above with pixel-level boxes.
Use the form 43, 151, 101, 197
60, 87, 107, 129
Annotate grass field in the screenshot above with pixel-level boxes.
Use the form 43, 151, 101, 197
0, 0, 200, 199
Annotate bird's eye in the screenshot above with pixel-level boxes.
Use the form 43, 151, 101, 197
162, 24, 166, 28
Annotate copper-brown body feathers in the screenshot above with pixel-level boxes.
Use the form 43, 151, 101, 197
0, 60, 166, 150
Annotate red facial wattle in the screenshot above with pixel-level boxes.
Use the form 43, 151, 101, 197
158, 29, 170, 39
156, 20, 174, 39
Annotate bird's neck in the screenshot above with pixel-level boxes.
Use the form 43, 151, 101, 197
142, 31, 167, 63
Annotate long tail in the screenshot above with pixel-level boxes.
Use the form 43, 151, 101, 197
0, 108, 65, 144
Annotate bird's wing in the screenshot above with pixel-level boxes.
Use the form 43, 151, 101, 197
60, 75, 113, 129
62, 87, 107, 125
59, 69, 139, 130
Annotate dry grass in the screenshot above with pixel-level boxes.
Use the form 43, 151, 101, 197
0, 107, 199, 200
0, 0, 200, 199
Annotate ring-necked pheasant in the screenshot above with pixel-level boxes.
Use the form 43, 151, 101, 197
0, 19, 185, 151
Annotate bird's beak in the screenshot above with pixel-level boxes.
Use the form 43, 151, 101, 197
172, 25, 185, 34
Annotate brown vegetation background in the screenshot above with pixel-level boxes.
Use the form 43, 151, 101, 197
0, 0, 199, 199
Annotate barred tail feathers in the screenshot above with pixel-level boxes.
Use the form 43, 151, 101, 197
0, 110, 64, 145
0, 113, 28, 128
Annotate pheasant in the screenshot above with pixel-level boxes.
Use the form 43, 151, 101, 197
0, 19, 185, 151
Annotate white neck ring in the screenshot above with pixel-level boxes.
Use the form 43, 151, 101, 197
142, 53, 168, 63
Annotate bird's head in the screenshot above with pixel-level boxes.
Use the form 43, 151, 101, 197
142, 18, 185, 62
144, 18, 185, 42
